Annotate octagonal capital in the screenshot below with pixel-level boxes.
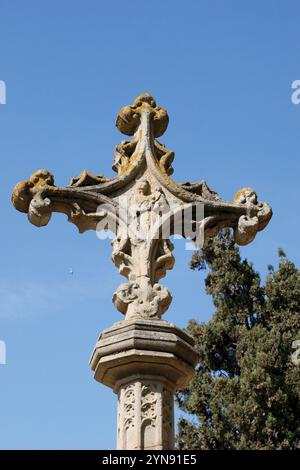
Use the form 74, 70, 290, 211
89, 319, 199, 392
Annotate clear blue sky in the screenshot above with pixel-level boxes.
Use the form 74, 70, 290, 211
0, 0, 299, 450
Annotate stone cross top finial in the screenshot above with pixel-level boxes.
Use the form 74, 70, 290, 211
12, 93, 272, 321
116, 93, 169, 137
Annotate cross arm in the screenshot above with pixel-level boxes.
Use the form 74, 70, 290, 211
12, 93, 272, 246
11, 169, 117, 233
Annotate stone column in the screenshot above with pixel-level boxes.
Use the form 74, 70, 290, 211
89, 319, 199, 450
116, 378, 174, 450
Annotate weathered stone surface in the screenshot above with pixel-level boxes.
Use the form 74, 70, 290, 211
11, 93, 273, 450
117, 378, 174, 450
90, 319, 198, 390
90, 319, 198, 450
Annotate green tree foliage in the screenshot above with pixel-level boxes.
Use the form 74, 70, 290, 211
177, 230, 300, 449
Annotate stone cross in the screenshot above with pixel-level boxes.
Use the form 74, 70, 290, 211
12, 93, 272, 450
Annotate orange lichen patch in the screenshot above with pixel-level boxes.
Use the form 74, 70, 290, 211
116, 105, 140, 136
133, 93, 157, 108
11, 169, 55, 213
11, 180, 32, 212
116, 93, 169, 138
117, 151, 143, 176
29, 169, 54, 188
117, 161, 131, 176
232, 187, 257, 205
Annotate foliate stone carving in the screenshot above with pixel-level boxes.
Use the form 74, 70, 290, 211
117, 382, 136, 450
113, 280, 171, 320
12, 93, 272, 320
232, 187, 270, 245
116, 93, 169, 137
180, 180, 220, 201
117, 380, 174, 450
141, 384, 157, 424
232, 187, 258, 205
12, 169, 54, 214
123, 383, 135, 432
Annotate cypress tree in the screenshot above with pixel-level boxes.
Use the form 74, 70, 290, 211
177, 230, 300, 449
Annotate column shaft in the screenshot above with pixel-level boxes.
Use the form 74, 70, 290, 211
117, 378, 174, 450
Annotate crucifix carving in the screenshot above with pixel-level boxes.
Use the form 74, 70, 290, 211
12, 93, 272, 449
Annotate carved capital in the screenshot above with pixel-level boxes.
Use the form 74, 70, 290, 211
113, 280, 172, 320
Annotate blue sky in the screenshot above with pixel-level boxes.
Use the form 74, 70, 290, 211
0, 0, 299, 449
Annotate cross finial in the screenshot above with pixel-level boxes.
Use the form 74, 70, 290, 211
116, 93, 169, 137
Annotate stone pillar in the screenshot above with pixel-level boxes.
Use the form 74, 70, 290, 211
116, 378, 174, 450
89, 319, 199, 450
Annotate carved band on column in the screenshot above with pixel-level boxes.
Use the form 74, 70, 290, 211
117, 379, 174, 450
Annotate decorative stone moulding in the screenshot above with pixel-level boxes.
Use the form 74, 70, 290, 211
89, 320, 198, 390
89, 319, 199, 450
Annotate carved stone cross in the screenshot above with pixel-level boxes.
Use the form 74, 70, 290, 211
12, 93, 272, 450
